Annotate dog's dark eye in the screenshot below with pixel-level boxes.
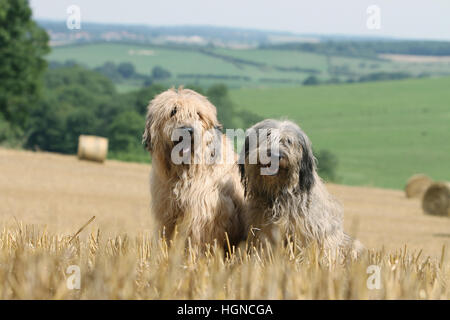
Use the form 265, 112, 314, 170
170, 107, 177, 117
287, 138, 292, 145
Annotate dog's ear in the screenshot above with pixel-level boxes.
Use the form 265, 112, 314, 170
239, 162, 247, 197
298, 136, 316, 193
142, 111, 152, 152
214, 123, 223, 132
238, 134, 250, 196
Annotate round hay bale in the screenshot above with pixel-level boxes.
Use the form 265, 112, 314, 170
77, 135, 108, 163
405, 174, 433, 198
422, 182, 450, 217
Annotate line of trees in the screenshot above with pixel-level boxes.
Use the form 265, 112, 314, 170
93, 62, 172, 85
262, 41, 450, 58
49, 60, 173, 87
302, 71, 418, 86
177, 74, 251, 81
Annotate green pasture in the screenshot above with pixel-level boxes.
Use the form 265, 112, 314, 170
230, 77, 450, 189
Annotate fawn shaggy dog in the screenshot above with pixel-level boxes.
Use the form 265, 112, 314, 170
239, 119, 363, 257
142, 88, 245, 247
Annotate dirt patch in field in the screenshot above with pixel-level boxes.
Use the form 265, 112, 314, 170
380, 54, 450, 63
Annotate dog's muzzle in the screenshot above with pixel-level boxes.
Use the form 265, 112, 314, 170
260, 149, 293, 176
174, 126, 195, 155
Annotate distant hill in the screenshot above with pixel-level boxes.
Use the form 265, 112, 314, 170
47, 42, 450, 91
38, 20, 320, 48
39, 20, 408, 48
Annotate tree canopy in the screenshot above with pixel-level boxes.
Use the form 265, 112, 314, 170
0, 0, 49, 129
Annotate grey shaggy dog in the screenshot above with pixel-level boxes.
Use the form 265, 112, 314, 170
239, 119, 364, 258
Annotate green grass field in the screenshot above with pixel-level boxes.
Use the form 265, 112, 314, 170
49, 43, 450, 91
48, 43, 308, 88
49, 43, 450, 89
230, 77, 450, 189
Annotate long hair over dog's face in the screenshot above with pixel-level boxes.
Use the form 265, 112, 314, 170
240, 120, 316, 198
143, 88, 223, 173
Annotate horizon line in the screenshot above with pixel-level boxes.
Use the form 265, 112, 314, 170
35, 19, 450, 43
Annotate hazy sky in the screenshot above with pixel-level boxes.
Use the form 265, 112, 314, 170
30, 0, 450, 40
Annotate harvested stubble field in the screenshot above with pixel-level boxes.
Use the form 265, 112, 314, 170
0, 148, 449, 299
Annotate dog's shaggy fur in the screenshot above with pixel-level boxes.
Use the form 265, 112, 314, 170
143, 88, 245, 247
239, 119, 363, 257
